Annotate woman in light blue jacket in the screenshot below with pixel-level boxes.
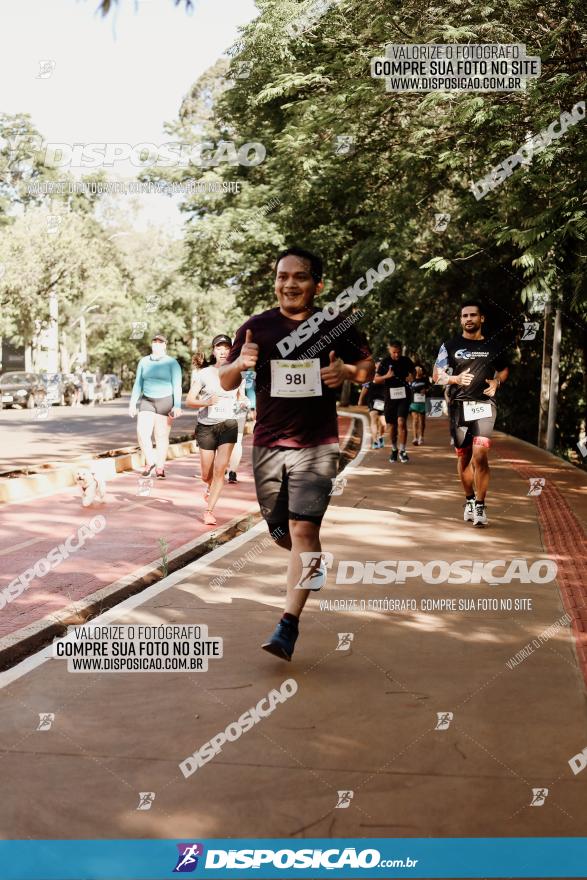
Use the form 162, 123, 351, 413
129, 333, 182, 478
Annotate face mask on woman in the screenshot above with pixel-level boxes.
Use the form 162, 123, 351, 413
151, 342, 165, 358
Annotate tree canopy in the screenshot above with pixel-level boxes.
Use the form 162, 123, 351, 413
155, 0, 586, 457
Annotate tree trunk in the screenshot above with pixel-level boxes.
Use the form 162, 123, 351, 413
537, 298, 553, 448
60, 330, 71, 373
546, 308, 562, 452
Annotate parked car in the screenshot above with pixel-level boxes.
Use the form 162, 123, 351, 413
0, 372, 46, 410
102, 373, 122, 399
39, 372, 78, 406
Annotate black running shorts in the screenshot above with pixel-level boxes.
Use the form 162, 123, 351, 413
384, 398, 410, 424
449, 399, 497, 453
196, 420, 238, 450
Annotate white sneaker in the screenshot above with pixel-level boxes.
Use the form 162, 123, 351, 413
473, 501, 488, 527
464, 499, 475, 522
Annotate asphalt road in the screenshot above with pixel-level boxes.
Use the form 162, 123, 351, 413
0, 394, 195, 471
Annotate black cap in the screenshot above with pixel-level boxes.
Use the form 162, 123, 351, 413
211, 334, 232, 348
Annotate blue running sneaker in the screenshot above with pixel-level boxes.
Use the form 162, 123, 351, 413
262, 619, 299, 661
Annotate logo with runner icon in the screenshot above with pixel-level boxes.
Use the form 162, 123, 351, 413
428, 399, 445, 418
521, 321, 539, 341
37, 713, 55, 731
136, 792, 156, 811
329, 474, 347, 496
173, 843, 204, 872
527, 478, 545, 497
333, 135, 355, 156
130, 321, 147, 340
435, 712, 453, 731
335, 790, 354, 808
433, 212, 451, 232
530, 788, 548, 806
296, 551, 334, 591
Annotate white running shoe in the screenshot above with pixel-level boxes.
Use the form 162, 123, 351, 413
464, 499, 475, 522
473, 501, 488, 527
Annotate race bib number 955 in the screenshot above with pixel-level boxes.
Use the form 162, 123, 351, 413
463, 401, 492, 421
270, 359, 322, 398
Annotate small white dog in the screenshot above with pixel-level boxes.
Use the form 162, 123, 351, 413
74, 469, 106, 507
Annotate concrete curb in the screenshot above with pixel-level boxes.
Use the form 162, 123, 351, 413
0, 413, 364, 671
0, 423, 254, 505
0, 438, 194, 505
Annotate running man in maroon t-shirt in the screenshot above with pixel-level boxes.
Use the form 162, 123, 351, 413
219, 247, 374, 661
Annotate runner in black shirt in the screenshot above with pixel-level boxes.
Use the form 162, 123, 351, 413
434, 301, 509, 527
409, 365, 431, 445
359, 360, 386, 448
373, 340, 415, 463
220, 247, 374, 661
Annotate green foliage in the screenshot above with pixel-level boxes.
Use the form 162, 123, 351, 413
172, 0, 586, 456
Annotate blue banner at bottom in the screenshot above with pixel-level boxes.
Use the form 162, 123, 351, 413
0, 838, 586, 879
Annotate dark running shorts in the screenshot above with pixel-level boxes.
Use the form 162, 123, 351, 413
384, 398, 410, 423
196, 420, 238, 450
138, 394, 174, 416
449, 399, 497, 452
252, 443, 340, 529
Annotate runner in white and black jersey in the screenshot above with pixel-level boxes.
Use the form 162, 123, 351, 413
434, 301, 509, 527
186, 335, 245, 526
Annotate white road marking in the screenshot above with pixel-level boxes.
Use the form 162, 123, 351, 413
0, 537, 45, 556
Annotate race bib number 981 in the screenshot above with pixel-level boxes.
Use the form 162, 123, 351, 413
270, 359, 322, 398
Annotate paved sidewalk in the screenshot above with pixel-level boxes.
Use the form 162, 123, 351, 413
0, 439, 257, 645
0, 416, 354, 659
0, 417, 585, 842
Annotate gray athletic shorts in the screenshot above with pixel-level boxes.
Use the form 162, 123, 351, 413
138, 394, 174, 416
252, 443, 340, 531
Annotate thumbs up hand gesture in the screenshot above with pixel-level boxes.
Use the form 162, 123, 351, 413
320, 350, 347, 388
238, 328, 259, 371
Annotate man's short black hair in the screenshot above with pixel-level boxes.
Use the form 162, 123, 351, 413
460, 300, 485, 316
387, 339, 402, 348
275, 247, 323, 283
